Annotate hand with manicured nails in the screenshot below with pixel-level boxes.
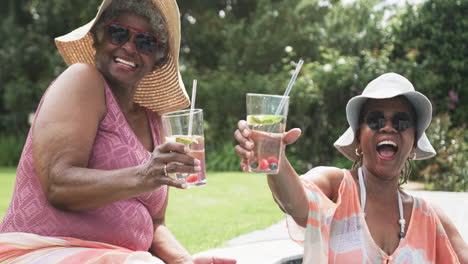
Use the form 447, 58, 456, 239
233, 120, 302, 172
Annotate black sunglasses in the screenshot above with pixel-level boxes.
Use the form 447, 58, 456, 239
105, 22, 159, 54
365, 111, 413, 132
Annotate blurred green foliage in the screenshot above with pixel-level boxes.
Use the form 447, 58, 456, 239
414, 114, 467, 192
391, 0, 468, 123
0, 134, 25, 166
1, 0, 466, 191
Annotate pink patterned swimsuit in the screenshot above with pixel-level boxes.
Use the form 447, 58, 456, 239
0, 77, 167, 251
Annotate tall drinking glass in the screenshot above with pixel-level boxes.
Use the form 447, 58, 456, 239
161, 109, 206, 188
246, 93, 289, 174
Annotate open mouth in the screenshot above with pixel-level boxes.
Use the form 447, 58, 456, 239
376, 140, 398, 160
114, 57, 137, 69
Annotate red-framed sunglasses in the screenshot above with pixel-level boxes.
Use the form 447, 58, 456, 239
104, 22, 160, 54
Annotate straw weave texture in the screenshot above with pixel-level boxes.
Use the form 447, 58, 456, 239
54, 0, 189, 114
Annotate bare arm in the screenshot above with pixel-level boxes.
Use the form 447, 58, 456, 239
268, 163, 344, 227
33, 63, 193, 211
432, 204, 468, 264
266, 155, 308, 226
149, 190, 192, 264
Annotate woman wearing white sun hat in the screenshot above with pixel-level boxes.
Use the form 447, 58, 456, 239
235, 72, 467, 263
0, 0, 236, 263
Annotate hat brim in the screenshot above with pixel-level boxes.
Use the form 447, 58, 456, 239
54, 0, 189, 114
347, 91, 432, 136
336, 73, 436, 161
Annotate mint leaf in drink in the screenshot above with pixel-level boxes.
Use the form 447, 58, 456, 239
248, 115, 283, 125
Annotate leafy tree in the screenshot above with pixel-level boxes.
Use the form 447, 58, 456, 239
1, 0, 466, 191
0, 0, 99, 135
415, 114, 467, 192
181, 0, 394, 171
391, 0, 468, 124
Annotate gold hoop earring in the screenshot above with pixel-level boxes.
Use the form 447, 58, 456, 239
355, 147, 363, 157
352, 147, 363, 170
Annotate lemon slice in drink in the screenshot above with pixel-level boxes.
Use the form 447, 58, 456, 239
175, 135, 199, 145
248, 115, 283, 125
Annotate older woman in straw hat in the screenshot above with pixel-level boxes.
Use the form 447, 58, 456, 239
234, 73, 467, 263
0, 0, 235, 263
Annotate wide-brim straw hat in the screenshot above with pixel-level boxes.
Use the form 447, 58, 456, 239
54, 0, 189, 114
334, 72, 436, 161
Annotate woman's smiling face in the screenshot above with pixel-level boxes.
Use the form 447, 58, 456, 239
358, 96, 416, 179
94, 12, 157, 88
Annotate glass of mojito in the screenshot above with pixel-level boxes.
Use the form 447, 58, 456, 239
246, 93, 289, 174
161, 109, 206, 188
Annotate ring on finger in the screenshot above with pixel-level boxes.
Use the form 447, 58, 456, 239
163, 164, 168, 176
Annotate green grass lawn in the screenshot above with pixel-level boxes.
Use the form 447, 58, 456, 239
0, 167, 16, 220
0, 168, 283, 254
166, 171, 283, 253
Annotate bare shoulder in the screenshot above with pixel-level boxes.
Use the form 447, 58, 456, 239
303, 166, 344, 180
43, 63, 106, 117
33, 63, 107, 188
302, 166, 345, 200
52, 63, 104, 94
34, 63, 107, 140
64, 62, 101, 77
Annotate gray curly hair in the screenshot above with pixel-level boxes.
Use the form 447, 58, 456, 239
91, 0, 169, 67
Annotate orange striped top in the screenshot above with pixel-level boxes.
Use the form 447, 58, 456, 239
286, 169, 459, 263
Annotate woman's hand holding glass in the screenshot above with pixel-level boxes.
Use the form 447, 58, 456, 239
138, 141, 201, 190
233, 120, 302, 173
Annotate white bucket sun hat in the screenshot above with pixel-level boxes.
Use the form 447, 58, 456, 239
334, 72, 436, 161
54, 0, 189, 114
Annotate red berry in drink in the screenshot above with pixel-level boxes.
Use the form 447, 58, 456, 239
187, 174, 198, 183
259, 159, 269, 170
267, 157, 279, 165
